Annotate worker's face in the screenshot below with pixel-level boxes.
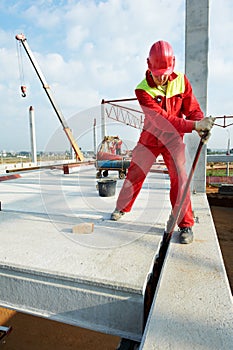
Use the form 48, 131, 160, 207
151, 73, 169, 86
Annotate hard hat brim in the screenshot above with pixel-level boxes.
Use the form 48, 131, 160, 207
150, 65, 173, 76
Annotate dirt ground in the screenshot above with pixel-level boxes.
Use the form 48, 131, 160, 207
209, 205, 233, 292
0, 310, 120, 349
0, 201, 232, 349
206, 185, 233, 292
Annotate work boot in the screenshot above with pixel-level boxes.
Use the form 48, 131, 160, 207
179, 227, 193, 244
111, 209, 125, 221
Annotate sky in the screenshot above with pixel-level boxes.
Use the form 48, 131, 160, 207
0, 0, 233, 153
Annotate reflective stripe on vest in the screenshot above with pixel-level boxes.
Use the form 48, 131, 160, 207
136, 72, 185, 98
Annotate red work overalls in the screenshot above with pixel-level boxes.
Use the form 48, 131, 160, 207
116, 71, 204, 228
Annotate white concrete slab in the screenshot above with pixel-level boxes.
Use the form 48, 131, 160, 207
140, 194, 233, 349
0, 165, 170, 341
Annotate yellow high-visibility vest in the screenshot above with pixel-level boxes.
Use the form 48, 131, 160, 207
136, 72, 185, 98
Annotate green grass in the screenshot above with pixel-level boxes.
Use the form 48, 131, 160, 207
206, 168, 233, 176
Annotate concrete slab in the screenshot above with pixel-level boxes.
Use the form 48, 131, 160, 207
0, 165, 170, 341
140, 194, 233, 349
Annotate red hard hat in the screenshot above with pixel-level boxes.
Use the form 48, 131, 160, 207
147, 40, 175, 76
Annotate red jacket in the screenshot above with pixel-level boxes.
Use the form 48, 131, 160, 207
135, 70, 204, 145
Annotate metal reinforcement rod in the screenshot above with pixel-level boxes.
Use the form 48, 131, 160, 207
5, 160, 94, 173
143, 132, 208, 330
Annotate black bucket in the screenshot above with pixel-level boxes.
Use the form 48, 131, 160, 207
97, 179, 117, 197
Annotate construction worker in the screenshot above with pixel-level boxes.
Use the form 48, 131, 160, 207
116, 138, 123, 155
111, 40, 215, 244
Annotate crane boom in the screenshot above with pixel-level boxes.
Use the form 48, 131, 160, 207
15, 33, 84, 161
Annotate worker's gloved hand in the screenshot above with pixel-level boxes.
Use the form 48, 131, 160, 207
194, 116, 216, 143
198, 130, 211, 144
195, 116, 216, 132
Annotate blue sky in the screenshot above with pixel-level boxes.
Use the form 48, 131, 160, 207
0, 0, 233, 152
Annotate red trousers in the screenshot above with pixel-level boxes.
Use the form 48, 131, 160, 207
116, 134, 194, 228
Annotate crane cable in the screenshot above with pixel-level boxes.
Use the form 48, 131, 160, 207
16, 39, 27, 97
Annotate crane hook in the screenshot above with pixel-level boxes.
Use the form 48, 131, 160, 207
21, 85, 27, 98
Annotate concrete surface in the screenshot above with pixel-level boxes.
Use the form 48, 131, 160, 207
0, 165, 170, 341
140, 194, 233, 350
1, 165, 232, 347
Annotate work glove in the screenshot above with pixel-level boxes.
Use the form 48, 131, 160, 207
194, 116, 216, 144
194, 116, 216, 132
198, 130, 211, 144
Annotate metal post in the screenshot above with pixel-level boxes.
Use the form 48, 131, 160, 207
69, 129, 75, 160
93, 118, 97, 156
29, 106, 37, 164
101, 99, 107, 140
226, 129, 230, 176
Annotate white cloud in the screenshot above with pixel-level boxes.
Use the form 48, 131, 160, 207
23, 5, 61, 29
66, 25, 89, 50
